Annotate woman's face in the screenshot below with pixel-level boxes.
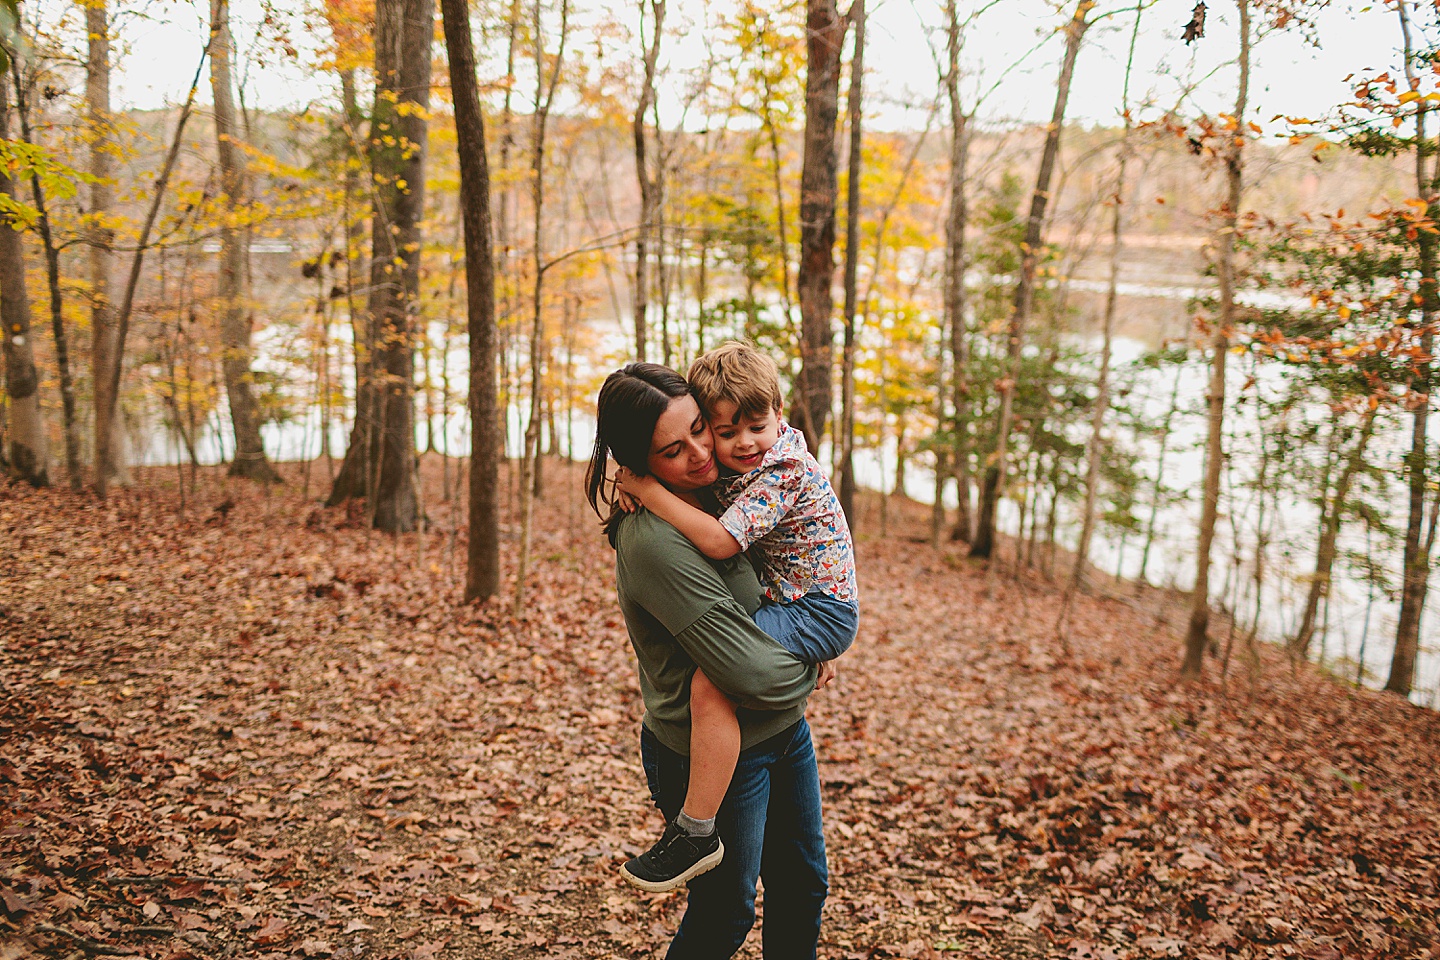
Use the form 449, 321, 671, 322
645, 394, 718, 492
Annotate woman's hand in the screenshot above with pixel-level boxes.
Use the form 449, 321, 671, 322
815, 659, 837, 690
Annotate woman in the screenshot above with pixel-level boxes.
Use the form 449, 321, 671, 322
584, 362, 829, 959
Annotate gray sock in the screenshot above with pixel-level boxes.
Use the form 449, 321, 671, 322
676, 810, 716, 837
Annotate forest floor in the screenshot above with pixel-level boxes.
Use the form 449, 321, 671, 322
2, 459, 1438, 960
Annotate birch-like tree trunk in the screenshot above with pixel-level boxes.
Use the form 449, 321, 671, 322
497, 0, 522, 470
971, 0, 1092, 560
1182, 0, 1250, 681
86, 0, 127, 488
942, 0, 972, 543
211, 0, 278, 483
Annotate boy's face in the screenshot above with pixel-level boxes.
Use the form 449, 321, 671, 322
709, 400, 781, 473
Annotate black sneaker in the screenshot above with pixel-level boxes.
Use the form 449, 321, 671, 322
620, 818, 724, 893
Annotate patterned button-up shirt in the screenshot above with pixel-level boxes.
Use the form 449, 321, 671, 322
716, 423, 859, 605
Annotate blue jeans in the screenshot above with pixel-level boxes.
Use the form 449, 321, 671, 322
753, 593, 858, 663
641, 719, 828, 959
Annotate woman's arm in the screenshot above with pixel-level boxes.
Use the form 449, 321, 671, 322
615, 512, 817, 709
616, 468, 742, 559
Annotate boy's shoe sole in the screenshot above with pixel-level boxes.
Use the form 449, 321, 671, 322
619, 840, 725, 893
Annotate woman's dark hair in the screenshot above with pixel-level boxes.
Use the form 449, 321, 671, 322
584, 362, 692, 533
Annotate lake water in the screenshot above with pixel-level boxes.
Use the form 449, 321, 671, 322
135, 316, 1439, 707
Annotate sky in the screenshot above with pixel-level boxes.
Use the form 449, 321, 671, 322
84, 1, 1419, 133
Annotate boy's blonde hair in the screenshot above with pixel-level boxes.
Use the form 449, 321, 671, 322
686, 341, 783, 423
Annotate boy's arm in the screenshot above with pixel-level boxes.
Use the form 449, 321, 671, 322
716, 461, 804, 552
617, 469, 742, 559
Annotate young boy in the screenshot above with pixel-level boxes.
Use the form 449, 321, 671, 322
615, 341, 859, 892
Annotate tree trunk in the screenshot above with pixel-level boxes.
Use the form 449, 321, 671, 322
329, 0, 431, 532
1389, 337, 1433, 695
86, 0, 126, 489
327, 67, 377, 507
1183, 0, 1250, 681
373, 0, 431, 531
513, 0, 569, 617
497, 0, 522, 468
1073, 3, 1143, 586
943, 0, 973, 544
793, 0, 844, 454
1388, 0, 1437, 697
11, 64, 81, 490
441, 0, 502, 602
0, 75, 49, 487
971, 0, 1092, 559
837, 0, 863, 528
1139, 360, 1183, 584
211, 0, 279, 483
1292, 406, 1377, 661
632, 0, 663, 363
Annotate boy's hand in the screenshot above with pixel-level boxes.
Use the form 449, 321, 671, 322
615, 466, 662, 504
815, 660, 837, 690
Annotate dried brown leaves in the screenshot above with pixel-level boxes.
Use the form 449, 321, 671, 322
1, 463, 1437, 959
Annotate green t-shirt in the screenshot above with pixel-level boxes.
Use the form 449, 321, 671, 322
613, 509, 816, 755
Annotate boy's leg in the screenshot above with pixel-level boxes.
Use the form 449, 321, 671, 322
684, 669, 741, 820
621, 670, 736, 892
753, 594, 859, 664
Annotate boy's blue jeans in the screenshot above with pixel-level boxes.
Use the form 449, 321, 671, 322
754, 592, 858, 663
641, 719, 828, 959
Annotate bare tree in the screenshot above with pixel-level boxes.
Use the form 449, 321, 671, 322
1182, 0, 1250, 681
632, 0, 664, 362
1073, 0, 1145, 586
971, 0, 1093, 559
513, 0, 570, 616
942, 0, 972, 543
100, 40, 213, 499
1292, 404, 1379, 660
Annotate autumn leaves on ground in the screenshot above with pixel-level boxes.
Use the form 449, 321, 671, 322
2, 462, 1438, 960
